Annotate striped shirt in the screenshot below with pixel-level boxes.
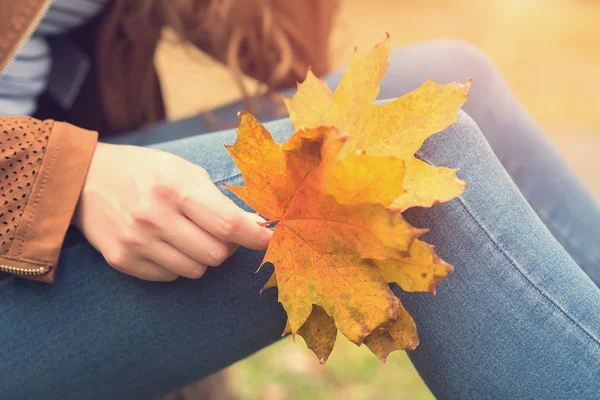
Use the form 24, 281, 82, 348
0, 0, 110, 116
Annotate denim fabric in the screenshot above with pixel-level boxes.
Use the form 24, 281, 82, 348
1, 40, 599, 399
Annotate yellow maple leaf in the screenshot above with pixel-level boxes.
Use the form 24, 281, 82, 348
284, 34, 470, 211
283, 305, 338, 364
376, 239, 453, 294
280, 295, 419, 364
226, 34, 469, 362
286, 126, 408, 207
363, 303, 419, 363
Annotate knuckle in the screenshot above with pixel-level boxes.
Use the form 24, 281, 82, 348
130, 203, 160, 228
116, 229, 141, 248
218, 213, 239, 239
105, 248, 130, 270
151, 181, 181, 201
177, 193, 195, 212
207, 244, 229, 266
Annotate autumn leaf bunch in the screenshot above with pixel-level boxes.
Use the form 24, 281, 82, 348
225, 35, 471, 363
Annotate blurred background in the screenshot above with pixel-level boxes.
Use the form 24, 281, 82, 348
157, 0, 600, 399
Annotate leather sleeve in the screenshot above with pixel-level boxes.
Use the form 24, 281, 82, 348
0, 116, 97, 283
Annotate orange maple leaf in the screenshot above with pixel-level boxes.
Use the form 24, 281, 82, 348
226, 114, 423, 344
225, 34, 470, 363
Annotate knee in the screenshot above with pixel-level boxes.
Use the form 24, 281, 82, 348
451, 110, 484, 142
391, 39, 500, 91
435, 40, 498, 85
383, 39, 504, 109
440, 40, 494, 71
416, 110, 489, 168
445, 110, 485, 146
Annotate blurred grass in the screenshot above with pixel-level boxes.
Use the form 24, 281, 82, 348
157, 1, 600, 398
228, 335, 433, 400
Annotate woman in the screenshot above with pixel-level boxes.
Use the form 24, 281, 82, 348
1, 1, 599, 399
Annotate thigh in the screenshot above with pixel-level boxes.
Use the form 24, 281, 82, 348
401, 112, 600, 399
0, 238, 285, 400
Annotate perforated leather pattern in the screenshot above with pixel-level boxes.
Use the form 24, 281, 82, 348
0, 117, 50, 253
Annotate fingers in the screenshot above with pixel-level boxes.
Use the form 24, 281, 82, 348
104, 236, 212, 281
103, 167, 273, 283
161, 215, 238, 267
111, 258, 179, 282
142, 241, 209, 279
179, 183, 273, 250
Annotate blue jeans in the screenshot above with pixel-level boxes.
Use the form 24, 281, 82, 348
1, 40, 599, 399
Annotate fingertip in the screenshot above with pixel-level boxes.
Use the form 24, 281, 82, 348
187, 264, 208, 279
243, 228, 272, 250
257, 228, 273, 250
223, 211, 272, 250
246, 212, 274, 249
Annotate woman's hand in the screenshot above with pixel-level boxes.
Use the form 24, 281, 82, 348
72, 142, 272, 281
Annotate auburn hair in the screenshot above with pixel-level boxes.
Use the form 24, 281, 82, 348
171, 0, 338, 86
97, 0, 339, 132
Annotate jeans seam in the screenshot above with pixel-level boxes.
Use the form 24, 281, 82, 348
480, 86, 600, 281
456, 196, 600, 349
534, 207, 600, 283
218, 173, 243, 185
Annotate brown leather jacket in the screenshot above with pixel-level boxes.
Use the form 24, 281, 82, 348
0, 0, 337, 283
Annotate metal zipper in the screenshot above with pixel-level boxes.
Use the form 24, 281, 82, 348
0, 264, 48, 276
0, 0, 53, 76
